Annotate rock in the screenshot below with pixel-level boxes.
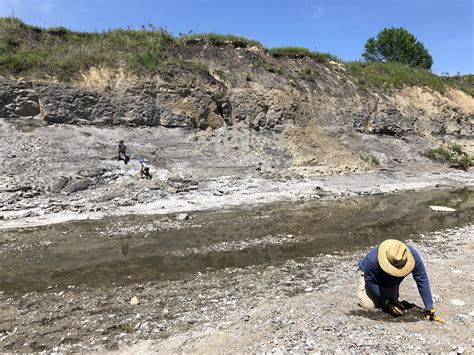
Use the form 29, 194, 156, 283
49, 177, 69, 193
159, 108, 195, 128
355, 108, 417, 137
15, 99, 40, 116
430, 205, 456, 212
156, 323, 166, 331
176, 213, 189, 221
305, 338, 315, 350
4, 186, 33, 193
450, 299, 466, 306
451, 269, 462, 274
454, 314, 469, 323
453, 345, 465, 354
64, 178, 92, 193
130, 296, 139, 305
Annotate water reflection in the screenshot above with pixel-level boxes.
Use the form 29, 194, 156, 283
1, 188, 472, 293
120, 236, 130, 256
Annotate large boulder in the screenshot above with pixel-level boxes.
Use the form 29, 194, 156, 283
159, 108, 195, 127
15, 99, 40, 116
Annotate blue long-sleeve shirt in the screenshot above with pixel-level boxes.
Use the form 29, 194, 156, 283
358, 245, 433, 309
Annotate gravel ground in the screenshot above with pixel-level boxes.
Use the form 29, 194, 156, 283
1, 222, 472, 353
127, 225, 474, 354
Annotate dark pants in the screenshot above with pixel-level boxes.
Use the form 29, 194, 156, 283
143, 167, 152, 179
118, 152, 129, 164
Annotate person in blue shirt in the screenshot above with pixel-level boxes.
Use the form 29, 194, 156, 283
139, 158, 152, 180
358, 239, 440, 320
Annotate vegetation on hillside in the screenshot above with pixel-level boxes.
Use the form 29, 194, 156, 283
346, 61, 445, 92
0, 17, 472, 96
269, 47, 339, 62
178, 32, 263, 48
443, 74, 474, 96
425, 144, 473, 171
0, 17, 194, 79
363, 27, 433, 69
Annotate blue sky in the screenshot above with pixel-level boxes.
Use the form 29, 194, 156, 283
1, 0, 473, 74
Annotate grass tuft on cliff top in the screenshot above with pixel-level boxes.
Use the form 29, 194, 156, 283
178, 32, 263, 48
269, 47, 340, 63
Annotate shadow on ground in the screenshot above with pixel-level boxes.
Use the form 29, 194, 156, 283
347, 308, 423, 323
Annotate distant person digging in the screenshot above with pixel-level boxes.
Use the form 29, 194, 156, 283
115, 139, 130, 164
357, 239, 444, 322
139, 158, 152, 179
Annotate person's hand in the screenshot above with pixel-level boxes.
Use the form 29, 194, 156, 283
424, 309, 444, 322
384, 299, 405, 317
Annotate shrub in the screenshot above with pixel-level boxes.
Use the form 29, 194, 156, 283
425, 144, 472, 171
361, 154, 381, 167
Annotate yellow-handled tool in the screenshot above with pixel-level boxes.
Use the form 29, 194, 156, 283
401, 300, 446, 323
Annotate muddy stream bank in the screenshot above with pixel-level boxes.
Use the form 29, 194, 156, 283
1, 187, 472, 294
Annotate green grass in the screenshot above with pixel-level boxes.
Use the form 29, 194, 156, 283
179, 32, 263, 48
269, 47, 340, 62
0, 16, 199, 79
1, 17, 473, 96
346, 61, 446, 92
442, 74, 474, 96
425, 144, 472, 171
361, 154, 381, 167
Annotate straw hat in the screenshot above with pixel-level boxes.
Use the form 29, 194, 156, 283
377, 239, 415, 277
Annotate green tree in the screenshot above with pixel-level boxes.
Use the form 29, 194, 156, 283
363, 27, 433, 69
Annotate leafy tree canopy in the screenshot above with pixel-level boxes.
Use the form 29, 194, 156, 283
362, 27, 433, 69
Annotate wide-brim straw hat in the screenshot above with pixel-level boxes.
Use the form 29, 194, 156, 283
377, 239, 415, 277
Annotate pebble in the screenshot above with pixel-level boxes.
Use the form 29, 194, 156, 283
130, 296, 139, 305
176, 213, 189, 221
454, 314, 469, 323
452, 345, 465, 354
450, 299, 466, 306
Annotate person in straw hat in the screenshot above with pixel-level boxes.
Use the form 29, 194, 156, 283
357, 239, 439, 320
